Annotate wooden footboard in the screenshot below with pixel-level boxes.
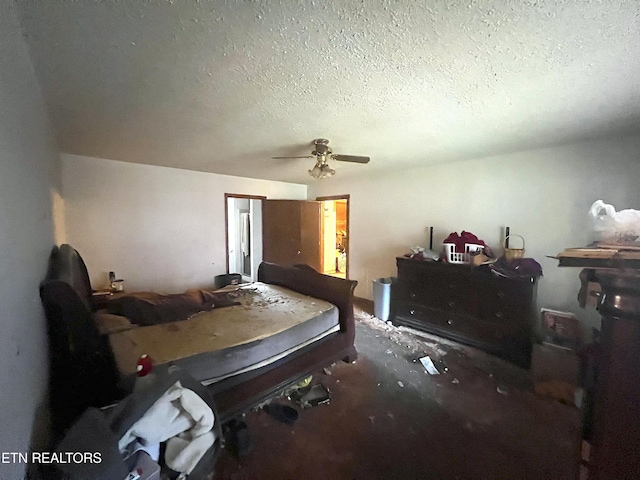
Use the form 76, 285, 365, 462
210, 262, 358, 420
258, 262, 357, 340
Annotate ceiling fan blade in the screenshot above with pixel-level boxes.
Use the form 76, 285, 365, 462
332, 154, 370, 164
271, 155, 314, 159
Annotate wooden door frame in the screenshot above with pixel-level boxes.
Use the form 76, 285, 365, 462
315, 194, 350, 279
224, 193, 267, 274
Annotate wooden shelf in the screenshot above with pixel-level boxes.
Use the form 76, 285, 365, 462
555, 245, 640, 268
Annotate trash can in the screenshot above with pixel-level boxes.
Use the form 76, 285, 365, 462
372, 277, 396, 321
215, 273, 242, 289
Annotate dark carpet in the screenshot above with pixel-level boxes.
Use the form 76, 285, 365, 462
214, 302, 581, 480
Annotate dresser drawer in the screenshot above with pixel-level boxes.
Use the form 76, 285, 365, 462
397, 277, 480, 315
398, 268, 474, 293
395, 303, 518, 346
433, 310, 519, 344
457, 316, 522, 345
479, 278, 535, 324
394, 303, 439, 323
393, 303, 460, 338
394, 303, 466, 332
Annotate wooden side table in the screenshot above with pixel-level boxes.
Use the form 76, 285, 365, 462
91, 290, 126, 310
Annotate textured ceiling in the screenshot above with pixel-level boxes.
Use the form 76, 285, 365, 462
17, 0, 640, 184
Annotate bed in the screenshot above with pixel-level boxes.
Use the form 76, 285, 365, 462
105, 282, 341, 385
40, 244, 358, 436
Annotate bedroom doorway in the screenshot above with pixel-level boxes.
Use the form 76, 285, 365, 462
225, 194, 266, 282
316, 195, 350, 279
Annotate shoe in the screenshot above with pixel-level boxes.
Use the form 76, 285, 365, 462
263, 403, 299, 425
223, 418, 253, 458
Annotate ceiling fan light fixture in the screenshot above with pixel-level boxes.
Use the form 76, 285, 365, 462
273, 138, 368, 179
308, 160, 335, 179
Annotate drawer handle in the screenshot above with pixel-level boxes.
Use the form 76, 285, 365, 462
410, 292, 416, 299
410, 309, 415, 315
447, 319, 453, 325
497, 291, 505, 298
495, 311, 504, 319
449, 284, 456, 289
448, 301, 455, 308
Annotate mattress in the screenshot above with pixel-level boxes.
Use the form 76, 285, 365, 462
107, 282, 339, 384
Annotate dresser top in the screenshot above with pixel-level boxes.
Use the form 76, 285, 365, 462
396, 256, 538, 283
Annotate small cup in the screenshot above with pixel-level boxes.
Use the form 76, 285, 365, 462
110, 280, 124, 292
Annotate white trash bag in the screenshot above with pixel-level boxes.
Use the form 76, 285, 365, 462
589, 200, 640, 242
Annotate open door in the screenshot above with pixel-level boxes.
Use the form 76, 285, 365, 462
225, 194, 265, 282
317, 195, 350, 279
262, 200, 323, 272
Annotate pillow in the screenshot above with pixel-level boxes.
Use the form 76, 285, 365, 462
92, 311, 136, 335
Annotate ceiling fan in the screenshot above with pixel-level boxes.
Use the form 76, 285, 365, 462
273, 138, 370, 179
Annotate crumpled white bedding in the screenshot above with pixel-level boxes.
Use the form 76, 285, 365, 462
119, 380, 215, 477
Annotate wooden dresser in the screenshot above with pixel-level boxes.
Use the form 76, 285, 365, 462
392, 257, 538, 369
576, 269, 640, 479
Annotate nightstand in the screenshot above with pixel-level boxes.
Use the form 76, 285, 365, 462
91, 290, 126, 311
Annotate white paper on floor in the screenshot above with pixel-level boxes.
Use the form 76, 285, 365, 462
419, 356, 441, 375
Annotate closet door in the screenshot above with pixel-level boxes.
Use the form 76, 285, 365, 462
263, 200, 322, 271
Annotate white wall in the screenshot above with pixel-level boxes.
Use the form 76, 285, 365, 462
61, 154, 306, 293
61, 135, 640, 336
309, 134, 640, 334
0, 2, 58, 477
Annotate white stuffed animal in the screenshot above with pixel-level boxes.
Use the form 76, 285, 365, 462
589, 200, 640, 242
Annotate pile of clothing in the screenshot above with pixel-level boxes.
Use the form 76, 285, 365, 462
118, 380, 216, 478
490, 257, 543, 279
53, 364, 220, 480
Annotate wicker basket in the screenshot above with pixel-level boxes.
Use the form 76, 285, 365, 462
503, 234, 525, 261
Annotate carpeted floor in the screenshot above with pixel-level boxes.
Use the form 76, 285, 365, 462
214, 300, 582, 479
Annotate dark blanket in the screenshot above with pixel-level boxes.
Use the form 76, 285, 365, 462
106, 289, 239, 326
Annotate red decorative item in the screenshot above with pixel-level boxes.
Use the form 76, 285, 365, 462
136, 354, 154, 377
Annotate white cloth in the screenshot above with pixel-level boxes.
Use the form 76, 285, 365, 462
240, 212, 250, 256
119, 381, 215, 477
165, 430, 216, 478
